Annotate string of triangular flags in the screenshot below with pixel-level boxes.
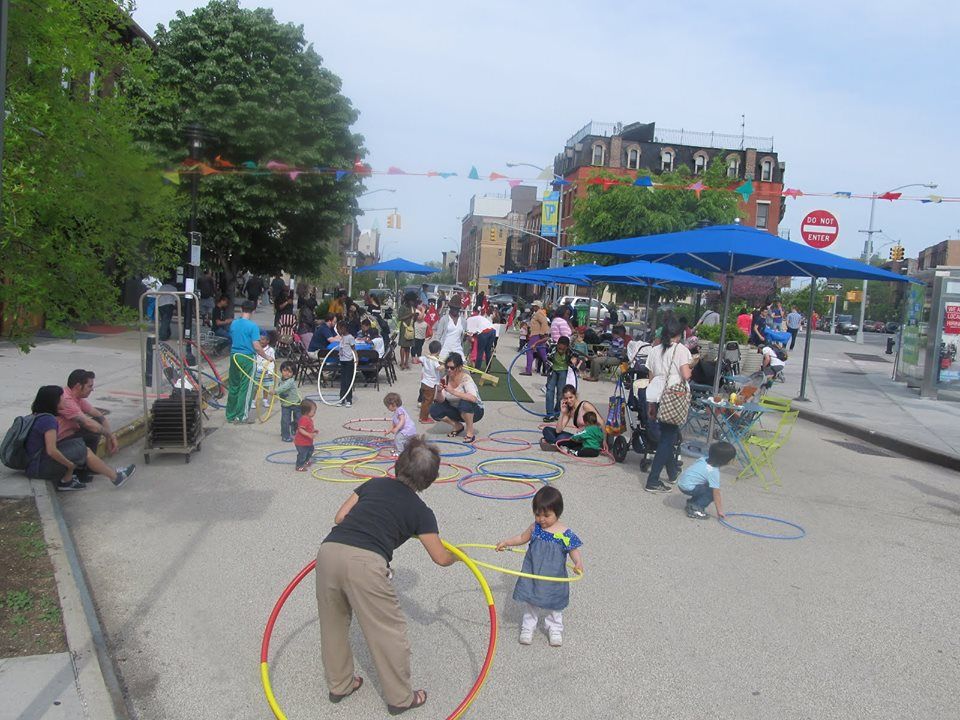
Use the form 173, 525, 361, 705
160, 157, 957, 204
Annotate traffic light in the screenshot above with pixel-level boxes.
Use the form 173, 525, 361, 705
891, 245, 904, 261
386, 214, 394, 229
394, 213, 402, 230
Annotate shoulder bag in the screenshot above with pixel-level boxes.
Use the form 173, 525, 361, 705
656, 345, 690, 426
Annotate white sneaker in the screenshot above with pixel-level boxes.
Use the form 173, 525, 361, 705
519, 629, 533, 645
548, 631, 562, 647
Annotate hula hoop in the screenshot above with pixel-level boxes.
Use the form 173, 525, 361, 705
254, 370, 278, 423
342, 417, 393, 433
475, 457, 564, 481
312, 444, 380, 462
505, 348, 546, 418
487, 429, 543, 446
185, 340, 226, 398
231, 354, 301, 407
470, 437, 533, 453
311, 465, 374, 483
332, 435, 393, 448
316, 346, 358, 407
384, 461, 472, 484
339, 460, 393, 480
260, 541, 496, 720
718, 513, 806, 540
555, 441, 616, 466
428, 439, 477, 458
454, 544, 583, 583
264, 447, 334, 465
157, 342, 202, 393
457, 473, 540, 500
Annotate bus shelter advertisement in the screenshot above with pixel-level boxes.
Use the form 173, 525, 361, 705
941, 301, 960, 384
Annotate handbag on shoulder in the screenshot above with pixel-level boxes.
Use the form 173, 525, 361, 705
656, 345, 690, 426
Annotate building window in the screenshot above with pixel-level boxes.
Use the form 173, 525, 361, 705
626, 147, 640, 170
660, 149, 674, 172
726, 155, 741, 178
760, 159, 773, 182
591, 143, 605, 166
693, 152, 708, 175
756, 201, 770, 230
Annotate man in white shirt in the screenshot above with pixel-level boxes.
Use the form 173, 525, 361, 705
761, 344, 786, 379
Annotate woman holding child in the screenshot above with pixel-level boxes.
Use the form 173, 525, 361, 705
539, 384, 600, 451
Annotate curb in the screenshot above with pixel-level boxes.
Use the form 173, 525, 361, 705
32, 480, 125, 720
798, 409, 960, 472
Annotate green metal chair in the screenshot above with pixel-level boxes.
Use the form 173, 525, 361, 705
737, 410, 799, 489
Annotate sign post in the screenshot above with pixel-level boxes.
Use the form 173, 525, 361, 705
801, 210, 840, 249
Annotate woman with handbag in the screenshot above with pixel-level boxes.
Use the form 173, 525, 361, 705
397, 292, 417, 370
643, 318, 692, 493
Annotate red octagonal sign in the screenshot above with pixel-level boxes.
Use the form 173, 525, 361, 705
801, 209, 839, 249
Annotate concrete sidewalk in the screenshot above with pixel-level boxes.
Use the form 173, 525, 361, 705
768, 331, 960, 466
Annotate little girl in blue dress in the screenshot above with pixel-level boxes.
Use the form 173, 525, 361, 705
497, 486, 583, 646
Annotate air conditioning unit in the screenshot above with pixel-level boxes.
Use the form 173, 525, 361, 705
574, 143, 583, 152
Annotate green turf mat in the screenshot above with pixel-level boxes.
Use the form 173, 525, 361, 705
477, 357, 533, 403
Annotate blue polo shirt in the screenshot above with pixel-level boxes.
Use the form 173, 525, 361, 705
677, 457, 721, 493
230, 316, 261, 355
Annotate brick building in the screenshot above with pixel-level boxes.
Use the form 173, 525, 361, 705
917, 238, 960, 271
553, 121, 786, 242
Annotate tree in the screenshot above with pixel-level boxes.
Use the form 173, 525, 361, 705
2, 0, 183, 346
138, 0, 364, 299
571, 159, 740, 307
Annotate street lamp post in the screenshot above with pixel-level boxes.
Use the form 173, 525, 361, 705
855, 182, 936, 343
507, 161, 567, 300
182, 123, 208, 366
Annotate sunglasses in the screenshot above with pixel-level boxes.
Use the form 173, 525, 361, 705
445, 365, 457, 371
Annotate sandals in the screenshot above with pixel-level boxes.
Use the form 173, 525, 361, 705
329, 676, 363, 703
462, 434, 476, 444
447, 426, 465, 438
388, 689, 427, 715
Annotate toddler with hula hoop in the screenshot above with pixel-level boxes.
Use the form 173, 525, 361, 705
497, 486, 583, 647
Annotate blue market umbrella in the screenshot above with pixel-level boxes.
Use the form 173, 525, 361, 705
356, 257, 435, 305
573, 223, 916, 401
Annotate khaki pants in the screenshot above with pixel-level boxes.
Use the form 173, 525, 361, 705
419, 383, 436, 422
315, 543, 413, 707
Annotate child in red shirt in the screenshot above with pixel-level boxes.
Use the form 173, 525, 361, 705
294, 399, 318, 471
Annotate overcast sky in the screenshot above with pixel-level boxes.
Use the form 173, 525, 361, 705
133, 0, 959, 265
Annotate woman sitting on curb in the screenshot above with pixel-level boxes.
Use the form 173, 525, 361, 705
24, 386, 135, 491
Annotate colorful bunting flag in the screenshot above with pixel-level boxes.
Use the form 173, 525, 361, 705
922, 195, 943, 204
266, 160, 289, 171
335, 170, 349, 182
508, 179, 522, 188
438, 172, 457, 179
877, 191, 902, 201
198, 163, 218, 176
489, 172, 508, 181
387, 166, 406, 175
468, 166, 480, 180
734, 180, 753, 202
633, 176, 653, 187
288, 171, 302, 181
783, 188, 804, 199
161, 171, 181, 185
833, 191, 852, 198
687, 180, 705, 199
242, 160, 257, 169
214, 155, 234, 168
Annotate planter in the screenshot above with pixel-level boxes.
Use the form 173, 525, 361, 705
740, 344, 763, 374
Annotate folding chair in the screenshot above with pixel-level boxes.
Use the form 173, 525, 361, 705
737, 410, 799, 488
382, 341, 398, 385
755, 394, 792, 435
356, 348, 383, 391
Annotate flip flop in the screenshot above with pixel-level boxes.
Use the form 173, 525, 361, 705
462, 434, 476, 444
387, 689, 427, 715
447, 426, 465, 438
329, 676, 363, 703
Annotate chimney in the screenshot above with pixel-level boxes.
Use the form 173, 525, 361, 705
744, 148, 757, 180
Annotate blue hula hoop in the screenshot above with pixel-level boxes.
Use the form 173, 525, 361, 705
476, 457, 564, 481
506, 349, 546, 418
428, 439, 477, 458
265, 446, 334, 465
488, 428, 543, 446
456, 473, 541, 500
718, 512, 806, 540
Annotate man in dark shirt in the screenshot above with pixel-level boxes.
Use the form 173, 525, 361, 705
211, 295, 233, 339
308, 314, 340, 356
270, 274, 286, 304
197, 270, 216, 321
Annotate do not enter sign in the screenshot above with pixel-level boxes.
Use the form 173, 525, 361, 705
801, 210, 839, 249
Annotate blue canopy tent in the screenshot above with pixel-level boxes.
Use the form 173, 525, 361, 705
573, 223, 916, 402
356, 257, 436, 306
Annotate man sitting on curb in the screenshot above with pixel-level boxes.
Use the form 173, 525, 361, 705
58, 369, 118, 485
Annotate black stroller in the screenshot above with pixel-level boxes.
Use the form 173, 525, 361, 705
608, 362, 684, 473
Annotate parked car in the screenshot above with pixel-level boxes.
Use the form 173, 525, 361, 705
885, 322, 900, 334
555, 296, 631, 323
863, 320, 885, 332
487, 293, 525, 314
835, 314, 858, 335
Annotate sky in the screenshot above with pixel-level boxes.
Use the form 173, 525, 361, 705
132, 0, 960, 266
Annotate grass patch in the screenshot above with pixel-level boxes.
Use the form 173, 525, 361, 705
477, 357, 533, 403
0, 498, 67, 655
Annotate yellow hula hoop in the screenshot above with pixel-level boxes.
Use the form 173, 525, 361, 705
231, 353, 302, 407
255, 371, 278, 423
453, 544, 583, 583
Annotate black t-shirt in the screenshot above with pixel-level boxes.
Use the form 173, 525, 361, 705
323, 477, 439, 563
211, 305, 230, 330
197, 275, 216, 299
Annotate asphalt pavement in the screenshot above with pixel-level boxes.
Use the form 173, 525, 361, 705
50, 344, 960, 720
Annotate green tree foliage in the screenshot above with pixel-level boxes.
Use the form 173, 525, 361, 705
2, 0, 183, 345
570, 159, 740, 307
138, 0, 364, 298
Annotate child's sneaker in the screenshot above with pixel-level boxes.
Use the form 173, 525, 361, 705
548, 631, 562, 647
687, 506, 709, 519
518, 629, 533, 645
342, 401, 352, 408
112, 465, 136, 488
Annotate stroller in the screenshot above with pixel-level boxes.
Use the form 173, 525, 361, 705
607, 359, 684, 473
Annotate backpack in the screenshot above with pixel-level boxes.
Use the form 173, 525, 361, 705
1, 413, 50, 470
